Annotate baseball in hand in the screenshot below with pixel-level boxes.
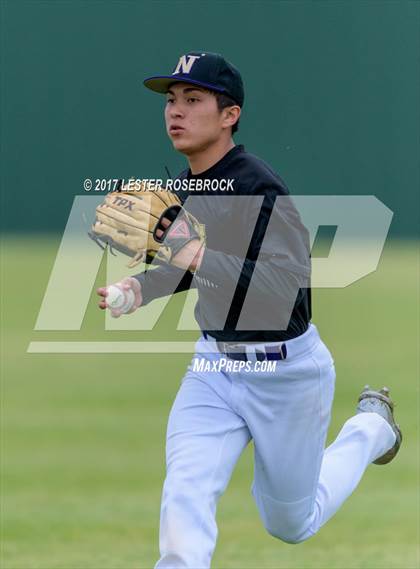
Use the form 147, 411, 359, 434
106, 285, 135, 313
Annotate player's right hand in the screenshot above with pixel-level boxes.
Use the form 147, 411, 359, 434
97, 277, 143, 318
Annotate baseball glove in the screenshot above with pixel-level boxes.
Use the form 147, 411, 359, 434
89, 181, 204, 268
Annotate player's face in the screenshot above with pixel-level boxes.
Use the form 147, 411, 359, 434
165, 83, 226, 154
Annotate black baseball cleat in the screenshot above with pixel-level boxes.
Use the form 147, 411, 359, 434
356, 385, 402, 465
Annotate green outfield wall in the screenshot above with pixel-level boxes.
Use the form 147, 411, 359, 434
1, 0, 419, 237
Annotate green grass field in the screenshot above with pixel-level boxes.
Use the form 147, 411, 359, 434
1, 236, 419, 569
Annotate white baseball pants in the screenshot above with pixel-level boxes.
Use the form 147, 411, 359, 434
154, 324, 396, 568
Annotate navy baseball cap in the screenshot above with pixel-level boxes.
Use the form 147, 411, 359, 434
144, 52, 244, 107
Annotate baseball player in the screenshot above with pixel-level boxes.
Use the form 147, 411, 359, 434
97, 52, 402, 568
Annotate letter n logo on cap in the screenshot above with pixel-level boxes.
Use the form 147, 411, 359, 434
173, 55, 201, 75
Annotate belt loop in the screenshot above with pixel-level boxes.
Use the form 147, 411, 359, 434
280, 344, 287, 360
265, 343, 288, 361
255, 349, 266, 362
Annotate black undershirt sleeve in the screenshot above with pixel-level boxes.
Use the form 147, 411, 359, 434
133, 264, 195, 306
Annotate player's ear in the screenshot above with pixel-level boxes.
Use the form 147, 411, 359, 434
221, 106, 241, 130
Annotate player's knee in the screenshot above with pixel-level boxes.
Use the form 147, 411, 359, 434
255, 491, 315, 544
262, 512, 315, 544
258, 499, 317, 544
264, 522, 311, 544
